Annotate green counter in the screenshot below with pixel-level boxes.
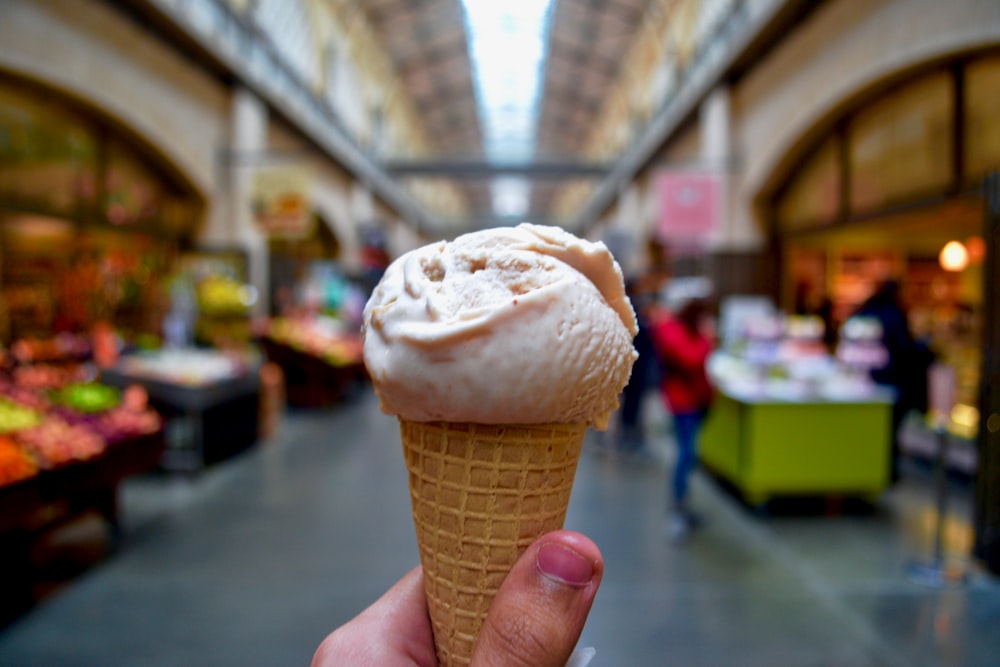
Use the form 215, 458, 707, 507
699, 386, 893, 506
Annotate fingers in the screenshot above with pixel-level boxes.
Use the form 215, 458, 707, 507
311, 566, 436, 667
472, 530, 603, 667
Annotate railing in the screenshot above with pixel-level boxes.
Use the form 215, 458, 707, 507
571, 0, 783, 232
141, 0, 437, 232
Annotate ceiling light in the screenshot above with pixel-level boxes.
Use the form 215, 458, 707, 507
491, 177, 530, 218
939, 240, 969, 272
462, 0, 554, 219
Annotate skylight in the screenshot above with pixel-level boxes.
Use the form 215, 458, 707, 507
462, 0, 554, 218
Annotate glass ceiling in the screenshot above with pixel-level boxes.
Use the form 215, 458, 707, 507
461, 0, 554, 218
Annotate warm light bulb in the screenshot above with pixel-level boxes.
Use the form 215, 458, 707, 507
939, 240, 969, 272
966, 236, 986, 264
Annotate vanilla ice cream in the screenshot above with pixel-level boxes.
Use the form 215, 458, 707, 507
362, 223, 637, 429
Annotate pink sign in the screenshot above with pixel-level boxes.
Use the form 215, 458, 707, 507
656, 171, 720, 244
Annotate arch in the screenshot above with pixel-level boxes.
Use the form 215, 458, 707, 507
310, 175, 361, 273
0, 67, 208, 213
749, 42, 1000, 214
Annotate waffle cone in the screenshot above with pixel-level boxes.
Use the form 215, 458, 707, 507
399, 419, 586, 667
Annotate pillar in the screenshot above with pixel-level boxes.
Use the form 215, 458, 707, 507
230, 87, 270, 317
974, 172, 1000, 575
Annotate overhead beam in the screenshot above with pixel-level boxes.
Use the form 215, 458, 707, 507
384, 160, 611, 179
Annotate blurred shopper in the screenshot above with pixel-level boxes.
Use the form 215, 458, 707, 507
651, 282, 715, 540
794, 280, 836, 351
855, 280, 933, 482
617, 271, 666, 454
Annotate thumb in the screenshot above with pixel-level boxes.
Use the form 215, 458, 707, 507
471, 531, 603, 667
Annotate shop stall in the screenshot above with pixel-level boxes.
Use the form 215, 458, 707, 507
701, 313, 894, 505
764, 55, 1000, 481
0, 345, 165, 614
261, 317, 365, 408
701, 381, 892, 506
101, 348, 261, 472
262, 233, 367, 408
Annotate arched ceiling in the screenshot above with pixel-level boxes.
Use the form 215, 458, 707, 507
360, 0, 656, 228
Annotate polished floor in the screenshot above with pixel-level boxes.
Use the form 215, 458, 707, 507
1, 390, 998, 666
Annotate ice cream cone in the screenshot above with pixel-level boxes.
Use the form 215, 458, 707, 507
399, 419, 586, 667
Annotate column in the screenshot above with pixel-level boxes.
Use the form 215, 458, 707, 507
974, 172, 1000, 575
700, 84, 730, 248
230, 87, 270, 317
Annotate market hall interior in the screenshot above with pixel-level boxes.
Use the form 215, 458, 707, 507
2, 0, 1000, 665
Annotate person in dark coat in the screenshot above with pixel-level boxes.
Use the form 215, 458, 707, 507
855, 280, 932, 482
617, 272, 665, 453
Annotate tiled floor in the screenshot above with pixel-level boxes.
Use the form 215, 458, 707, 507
1, 390, 998, 666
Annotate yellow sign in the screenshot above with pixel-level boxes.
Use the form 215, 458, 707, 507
250, 166, 313, 238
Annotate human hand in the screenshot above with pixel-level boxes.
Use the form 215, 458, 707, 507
312, 530, 604, 667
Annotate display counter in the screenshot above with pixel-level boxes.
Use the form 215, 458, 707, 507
0, 430, 164, 619
0, 431, 164, 534
700, 384, 893, 506
101, 349, 261, 471
262, 317, 365, 408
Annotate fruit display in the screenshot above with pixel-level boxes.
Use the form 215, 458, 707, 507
10, 334, 92, 364
197, 275, 255, 316
0, 381, 51, 411
0, 398, 43, 434
13, 363, 92, 391
14, 417, 108, 469
94, 406, 162, 444
52, 382, 121, 414
0, 372, 163, 482
267, 317, 364, 367
0, 435, 38, 487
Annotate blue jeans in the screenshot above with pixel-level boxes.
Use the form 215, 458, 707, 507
671, 409, 707, 507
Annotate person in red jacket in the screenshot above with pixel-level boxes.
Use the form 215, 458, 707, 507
651, 289, 715, 539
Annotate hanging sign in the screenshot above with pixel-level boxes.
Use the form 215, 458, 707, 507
655, 170, 720, 247
250, 165, 314, 239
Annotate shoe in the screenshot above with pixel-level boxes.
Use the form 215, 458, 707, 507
666, 513, 691, 543
683, 509, 704, 529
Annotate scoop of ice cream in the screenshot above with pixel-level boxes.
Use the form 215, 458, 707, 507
363, 223, 638, 429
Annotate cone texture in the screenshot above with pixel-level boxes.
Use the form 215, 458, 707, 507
399, 419, 586, 667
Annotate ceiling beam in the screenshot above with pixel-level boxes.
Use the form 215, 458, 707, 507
385, 160, 610, 179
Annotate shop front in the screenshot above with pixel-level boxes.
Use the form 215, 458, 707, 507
763, 50, 1000, 572
0, 72, 206, 605
0, 72, 205, 341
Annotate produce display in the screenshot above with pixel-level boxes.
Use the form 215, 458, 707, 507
197, 275, 255, 316
0, 370, 161, 487
0, 382, 50, 411
52, 382, 121, 413
14, 418, 107, 469
267, 317, 364, 367
0, 399, 43, 434
95, 406, 162, 444
0, 435, 38, 486
13, 363, 92, 391
9, 334, 92, 364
